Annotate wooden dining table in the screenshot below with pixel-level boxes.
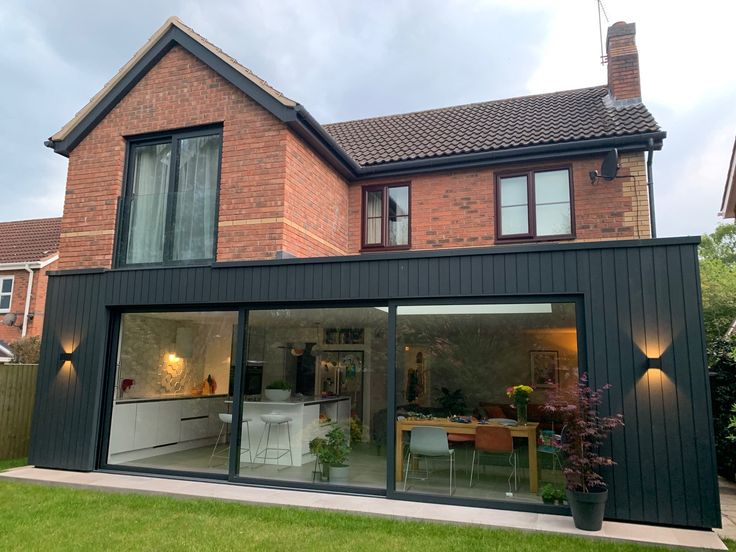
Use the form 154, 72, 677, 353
395, 418, 540, 493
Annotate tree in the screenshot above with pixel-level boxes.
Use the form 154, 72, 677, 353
9, 335, 41, 364
700, 224, 736, 342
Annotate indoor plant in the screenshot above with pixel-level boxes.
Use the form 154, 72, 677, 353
506, 384, 533, 424
264, 379, 291, 401
541, 483, 556, 505
315, 424, 350, 482
543, 373, 624, 531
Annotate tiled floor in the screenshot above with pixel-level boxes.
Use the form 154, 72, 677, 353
0, 466, 726, 550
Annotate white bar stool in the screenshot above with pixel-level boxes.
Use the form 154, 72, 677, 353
208, 413, 252, 467
254, 413, 293, 470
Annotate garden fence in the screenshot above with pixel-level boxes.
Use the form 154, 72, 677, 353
0, 364, 37, 459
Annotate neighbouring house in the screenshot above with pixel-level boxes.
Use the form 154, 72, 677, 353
0, 217, 60, 348
0, 342, 13, 363
720, 137, 736, 218
29, 17, 719, 530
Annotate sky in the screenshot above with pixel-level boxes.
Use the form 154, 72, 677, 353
0, 0, 734, 238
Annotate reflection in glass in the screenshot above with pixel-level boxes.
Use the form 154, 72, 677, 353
535, 170, 571, 236
235, 307, 388, 489
394, 302, 578, 505
388, 186, 409, 246
500, 176, 529, 235
107, 311, 237, 474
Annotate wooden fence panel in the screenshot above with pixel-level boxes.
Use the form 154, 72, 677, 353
0, 364, 38, 459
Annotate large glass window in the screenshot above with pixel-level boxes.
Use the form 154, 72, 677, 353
107, 311, 237, 474
362, 185, 410, 249
497, 169, 572, 240
235, 307, 388, 490
119, 128, 221, 266
394, 302, 579, 505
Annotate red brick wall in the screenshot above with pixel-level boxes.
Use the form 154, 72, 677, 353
282, 130, 350, 257
0, 258, 57, 342
59, 45, 290, 269
607, 22, 641, 101
347, 153, 650, 253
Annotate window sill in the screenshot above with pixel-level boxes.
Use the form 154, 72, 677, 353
360, 245, 412, 254
114, 259, 216, 270
494, 235, 576, 246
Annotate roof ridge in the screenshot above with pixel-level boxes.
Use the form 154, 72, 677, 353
0, 216, 62, 225
324, 85, 608, 128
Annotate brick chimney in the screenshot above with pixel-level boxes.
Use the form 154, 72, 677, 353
606, 21, 641, 103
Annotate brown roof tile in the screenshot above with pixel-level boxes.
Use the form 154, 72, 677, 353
324, 86, 660, 167
0, 217, 61, 264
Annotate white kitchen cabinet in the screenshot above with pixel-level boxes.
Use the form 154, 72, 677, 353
157, 400, 182, 445
109, 403, 136, 454
133, 402, 158, 450
180, 417, 211, 441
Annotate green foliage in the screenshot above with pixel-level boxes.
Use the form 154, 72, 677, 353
707, 337, 736, 480
265, 379, 291, 390
728, 404, 736, 442
700, 224, 736, 342
349, 416, 363, 445
9, 336, 41, 364
541, 483, 556, 500
436, 387, 467, 416
315, 425, 350, 467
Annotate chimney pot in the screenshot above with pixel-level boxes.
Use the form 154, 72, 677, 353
606, 21, 641, 103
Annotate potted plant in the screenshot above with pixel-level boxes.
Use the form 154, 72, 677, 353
315, 424, 350, 483
543, 373, 624, 531
541, 483, 556, 505
553, 487, 566, 506
264, 379, 291, 401
506, 384, 533, 424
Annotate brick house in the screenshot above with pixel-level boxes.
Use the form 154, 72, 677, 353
29, 17, 719, 530
0, 217, 60, 353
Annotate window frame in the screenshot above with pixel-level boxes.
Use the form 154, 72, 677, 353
0, 275, 13, 313
115, 124, 223, 269
360, 183, 411, 251
495, 166, 575, 243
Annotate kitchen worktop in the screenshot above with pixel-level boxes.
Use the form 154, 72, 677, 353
242, 395, 350, 406
116, 393, 228, 404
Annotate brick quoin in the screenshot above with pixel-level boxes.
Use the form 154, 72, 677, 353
58, 44, 652, 270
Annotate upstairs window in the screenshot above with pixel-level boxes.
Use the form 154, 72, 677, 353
118, 126, 222, 266
362, 184, 410, 250
496, 168, 573, 241
0, 276, 12, 313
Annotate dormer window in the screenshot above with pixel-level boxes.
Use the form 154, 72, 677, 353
496, 168, 573, 241
117, 126, 222, 267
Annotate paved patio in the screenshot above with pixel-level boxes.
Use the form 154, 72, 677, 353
718, 477, 736, 541
0, 466, 726, 550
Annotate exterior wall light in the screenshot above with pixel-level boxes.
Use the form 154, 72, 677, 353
646, 356, 662, 370
59, 352, 73, 363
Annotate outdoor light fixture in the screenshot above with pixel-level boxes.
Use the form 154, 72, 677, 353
646, 356, 662, 370
59, 352, 73, 363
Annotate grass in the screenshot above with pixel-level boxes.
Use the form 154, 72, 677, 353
0, 477, 690, 552
0, 457, 27, 471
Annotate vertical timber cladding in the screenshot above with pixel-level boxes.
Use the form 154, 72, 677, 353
28, 237, 718, 529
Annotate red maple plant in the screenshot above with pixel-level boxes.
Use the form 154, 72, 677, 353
543, 373, 624, 492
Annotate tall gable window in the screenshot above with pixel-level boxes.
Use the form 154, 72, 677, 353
362, 184, 410, 250
496, 168, 573, 241
0, 276, 13, 313
118, 127, 222, 266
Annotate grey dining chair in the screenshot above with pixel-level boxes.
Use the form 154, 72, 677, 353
403, 426, 455, 495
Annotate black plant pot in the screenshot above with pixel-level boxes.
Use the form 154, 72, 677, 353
566, 488, 608, 531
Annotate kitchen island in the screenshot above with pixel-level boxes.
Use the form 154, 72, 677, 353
242, 396, 350, 467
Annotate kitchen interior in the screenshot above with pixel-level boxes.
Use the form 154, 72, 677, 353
107, 307, 389, 488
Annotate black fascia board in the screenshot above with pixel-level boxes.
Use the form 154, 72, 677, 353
45, 26, 297, 157
350, 131, 667, 180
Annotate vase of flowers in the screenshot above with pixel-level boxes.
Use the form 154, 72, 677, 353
506, 384, 533, 424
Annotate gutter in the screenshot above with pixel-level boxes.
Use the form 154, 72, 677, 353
646, 138, 657, 238
22, 265, 33, 337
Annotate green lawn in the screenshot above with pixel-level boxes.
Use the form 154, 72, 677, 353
0, 459, 726, 551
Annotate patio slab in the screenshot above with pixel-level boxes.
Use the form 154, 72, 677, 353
0, 466, 725, 550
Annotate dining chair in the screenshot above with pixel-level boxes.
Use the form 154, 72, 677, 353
403, 426, 455, 495
470, 425, 518, 494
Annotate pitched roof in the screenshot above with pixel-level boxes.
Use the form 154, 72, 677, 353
49, 16, 296, 144
0, 217, 61, 264
323, 86, 661, 167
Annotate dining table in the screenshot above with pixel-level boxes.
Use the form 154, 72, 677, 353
395, 417, 540, 493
